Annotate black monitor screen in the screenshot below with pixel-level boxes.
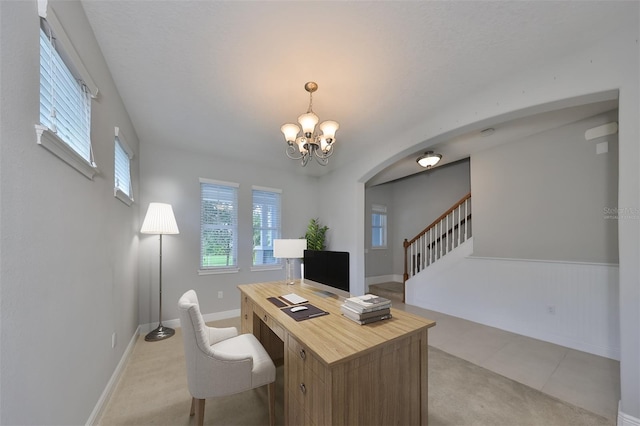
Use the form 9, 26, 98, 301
303, 250, 350, 293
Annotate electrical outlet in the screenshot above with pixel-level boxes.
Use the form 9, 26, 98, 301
547, 305, 556, 315
112, 332, 117, 348
218, 291, 223, 299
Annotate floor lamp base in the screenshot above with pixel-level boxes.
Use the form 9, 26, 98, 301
145, 324, 175, 342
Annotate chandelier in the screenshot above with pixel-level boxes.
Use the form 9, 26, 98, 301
281, 82, 339, 166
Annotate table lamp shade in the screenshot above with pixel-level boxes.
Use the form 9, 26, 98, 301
141, 203, 180, 235
274, 239, 307, 259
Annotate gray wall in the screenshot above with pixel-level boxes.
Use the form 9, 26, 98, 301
138, 144, 320, 325
364, 160, 471, 278
364, 183, 394, 277
472, 110, 618, 263
0, 1, 140, 424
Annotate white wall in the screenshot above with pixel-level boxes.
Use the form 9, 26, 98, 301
0, 1, 140, 424
407, 246, 620, 360
324, 24, 639, 420
472, 110, 618, 263
138, 144, 320, 326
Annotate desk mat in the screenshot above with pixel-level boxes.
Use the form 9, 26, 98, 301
267, 297, 288, 308
282, 304, 329, 322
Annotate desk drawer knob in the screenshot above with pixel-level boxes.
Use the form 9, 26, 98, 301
244, 314, 247, 320
263, 315, 268, 322
299, 349, 306, 360
299, 383, 306, 395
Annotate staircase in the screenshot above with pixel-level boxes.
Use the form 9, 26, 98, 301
368, 281, 404, 303
403, 192, 472, 283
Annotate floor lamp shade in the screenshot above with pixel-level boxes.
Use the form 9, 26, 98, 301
274, 239, 307, 285
141, 203, 179, 235
141, 203, 179, 341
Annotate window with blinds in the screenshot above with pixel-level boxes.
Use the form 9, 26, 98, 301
372, 204, 388, 248
252, 187, 282, 267
114, 127, 133, 205
39, 21, 93, 164
200, 179, 238, 271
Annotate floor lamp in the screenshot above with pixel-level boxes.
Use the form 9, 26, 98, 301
274, 239, 307, 285
141, 202, 180, 341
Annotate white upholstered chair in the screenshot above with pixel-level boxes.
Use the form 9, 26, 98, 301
178, 290, 276, 426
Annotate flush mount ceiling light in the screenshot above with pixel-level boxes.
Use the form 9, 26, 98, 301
416, 151, 442, 168
281, 82, 339, 167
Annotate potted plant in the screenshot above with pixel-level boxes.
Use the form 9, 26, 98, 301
304, 218, 328, 251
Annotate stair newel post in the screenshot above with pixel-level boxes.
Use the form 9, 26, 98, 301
403, 239, 409, 283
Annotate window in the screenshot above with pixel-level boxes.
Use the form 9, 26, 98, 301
372, 204, 387, 248
36, 4, 99, 179
200, 179, 238, 272
252, 187, 282, 268
114, 127, 133, 205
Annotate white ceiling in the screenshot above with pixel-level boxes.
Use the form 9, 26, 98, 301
81, 1, 633, 180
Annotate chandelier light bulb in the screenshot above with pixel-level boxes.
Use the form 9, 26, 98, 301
281, 123, 300, 143
298, 112, 319, 136
296, 136, 308, 154
319, 120, 339, 141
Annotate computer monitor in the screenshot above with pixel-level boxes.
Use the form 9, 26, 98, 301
302, 250, 350, 298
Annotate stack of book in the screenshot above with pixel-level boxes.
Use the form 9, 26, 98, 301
340, 294, 392, 324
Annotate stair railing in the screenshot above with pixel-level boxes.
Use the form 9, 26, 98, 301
403, 192, 471, 282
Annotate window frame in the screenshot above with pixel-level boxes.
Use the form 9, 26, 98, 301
36, 2, 99, 179
198, 178, 239, 275
251, 186, 282, 271
114, 127, 134, 206
371, 204, 388, 249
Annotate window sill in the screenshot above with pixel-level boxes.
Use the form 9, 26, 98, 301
114, 188, 134, 206
371, 246, 388, 250
198, 268, 239, 276
250, 264, 282, 272
35, 124, 97, 179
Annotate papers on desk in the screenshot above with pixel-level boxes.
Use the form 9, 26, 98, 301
281, 293, 308, 305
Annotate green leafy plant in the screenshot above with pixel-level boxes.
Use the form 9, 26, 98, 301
304, 218, 328, 251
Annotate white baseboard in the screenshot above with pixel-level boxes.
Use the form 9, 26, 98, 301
365, 274, 403, 286
139, 308, 241, 334
618, 401, 640, 426
85, 326, 140, 426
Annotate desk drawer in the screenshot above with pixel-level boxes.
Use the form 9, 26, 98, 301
253, 304, 285, 341
241, 294, 253, 334
286, 337, 327, 425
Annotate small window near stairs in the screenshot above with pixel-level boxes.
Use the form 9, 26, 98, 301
372, 204, 387, 249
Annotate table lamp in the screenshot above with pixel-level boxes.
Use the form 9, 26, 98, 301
274, 239, 307, 285
141, 202, 179, 341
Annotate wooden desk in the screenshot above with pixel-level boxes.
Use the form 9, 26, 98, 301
238, 280, 436, 425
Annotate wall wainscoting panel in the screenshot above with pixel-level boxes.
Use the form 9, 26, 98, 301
406, 255, 619, 360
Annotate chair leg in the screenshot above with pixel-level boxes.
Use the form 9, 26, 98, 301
194, 398, 205, 426
268, 381, 276, 426
190, 397, 195, 416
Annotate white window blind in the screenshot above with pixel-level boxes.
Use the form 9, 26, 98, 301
114, 127, 133, 204
39, 22, 93, 164
200, 179, 238, 270
252, 187, 282, 266
372, 204, 387, 248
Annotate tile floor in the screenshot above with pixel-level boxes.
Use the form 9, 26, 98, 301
393, 300, 621, 421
